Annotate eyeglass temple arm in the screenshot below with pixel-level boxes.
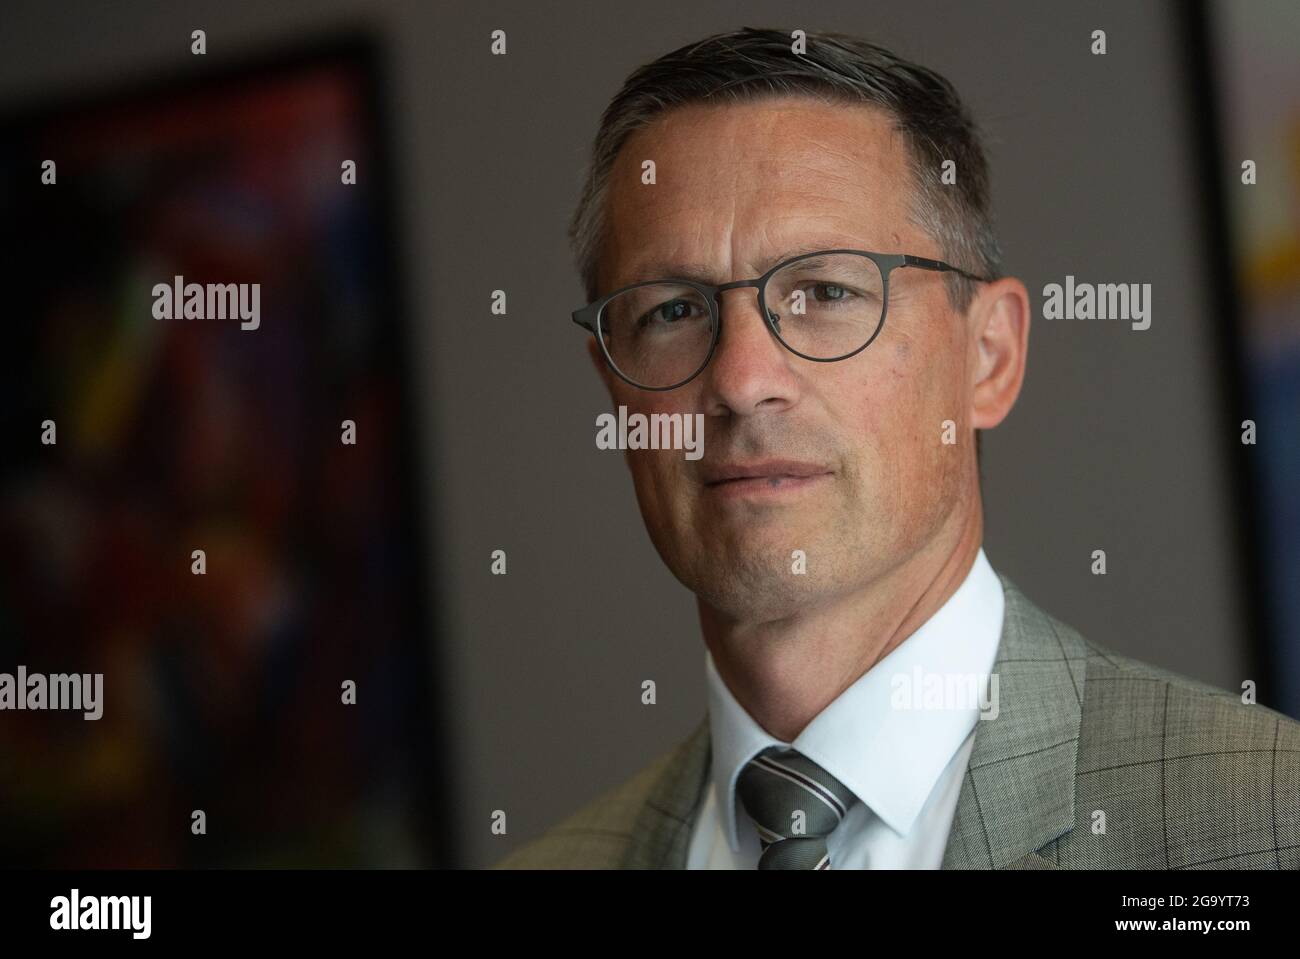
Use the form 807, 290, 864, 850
901, 254, 990, 283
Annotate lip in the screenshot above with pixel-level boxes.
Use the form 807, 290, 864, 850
702, 460, 833, 500
702, 459, 833, 486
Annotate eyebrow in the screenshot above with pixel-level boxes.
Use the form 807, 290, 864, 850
621, 243, 860, 285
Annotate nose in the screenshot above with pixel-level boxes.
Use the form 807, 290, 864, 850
696, 286, 801, 416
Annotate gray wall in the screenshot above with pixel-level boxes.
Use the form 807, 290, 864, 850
1, 0, 1248, 868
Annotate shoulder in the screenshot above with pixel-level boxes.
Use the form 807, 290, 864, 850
1003, 575, 1299, 758
1077, 634, 1298, 748
490, 736, 687, 870
1063, 632, 1300, 868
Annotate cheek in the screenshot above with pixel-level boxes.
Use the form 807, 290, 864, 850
826, 333, 958, 488
882, 320, 966, 431
616, 390, 698, 518
832, 342, 927, 446
627, 448, 679, 496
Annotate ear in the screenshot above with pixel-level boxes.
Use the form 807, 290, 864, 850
968, 277, 1030, 431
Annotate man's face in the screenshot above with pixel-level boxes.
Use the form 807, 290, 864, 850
593, 96, 976, 622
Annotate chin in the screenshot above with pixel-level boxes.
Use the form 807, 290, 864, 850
682, 553, 824, 623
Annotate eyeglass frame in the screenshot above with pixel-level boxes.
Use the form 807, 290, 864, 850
572, 248, 992, 391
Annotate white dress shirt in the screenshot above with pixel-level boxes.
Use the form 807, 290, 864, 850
686, 547, 1006, 868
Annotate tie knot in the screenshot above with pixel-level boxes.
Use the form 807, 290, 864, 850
736, 746, 859, 869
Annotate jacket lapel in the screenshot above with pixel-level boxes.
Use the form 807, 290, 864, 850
941, 573, 1084, 868
622, 717, 712, 868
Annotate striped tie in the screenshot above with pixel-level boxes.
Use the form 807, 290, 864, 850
736, 745, 859, 869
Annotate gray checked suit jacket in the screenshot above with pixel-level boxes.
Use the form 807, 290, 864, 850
494, 574, 1300, 869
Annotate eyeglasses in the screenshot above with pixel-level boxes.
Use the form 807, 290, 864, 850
572, 248, 991, 391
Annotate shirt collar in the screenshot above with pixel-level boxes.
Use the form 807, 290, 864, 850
706, 546, 1006, 850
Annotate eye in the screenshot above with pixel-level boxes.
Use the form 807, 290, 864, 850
638, 299, 698, 327
812, 282, 850, 302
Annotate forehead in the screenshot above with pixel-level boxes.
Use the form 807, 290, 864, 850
600, 96, 920, 287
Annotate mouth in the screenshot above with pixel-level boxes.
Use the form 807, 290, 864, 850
702, 459, 833, 499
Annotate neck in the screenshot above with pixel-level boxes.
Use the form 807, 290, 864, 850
698, 500, 984, 743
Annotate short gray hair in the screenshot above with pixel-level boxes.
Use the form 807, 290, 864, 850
569, 26, 1002, 313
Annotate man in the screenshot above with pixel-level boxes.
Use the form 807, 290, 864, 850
496, 27, 1300, 869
